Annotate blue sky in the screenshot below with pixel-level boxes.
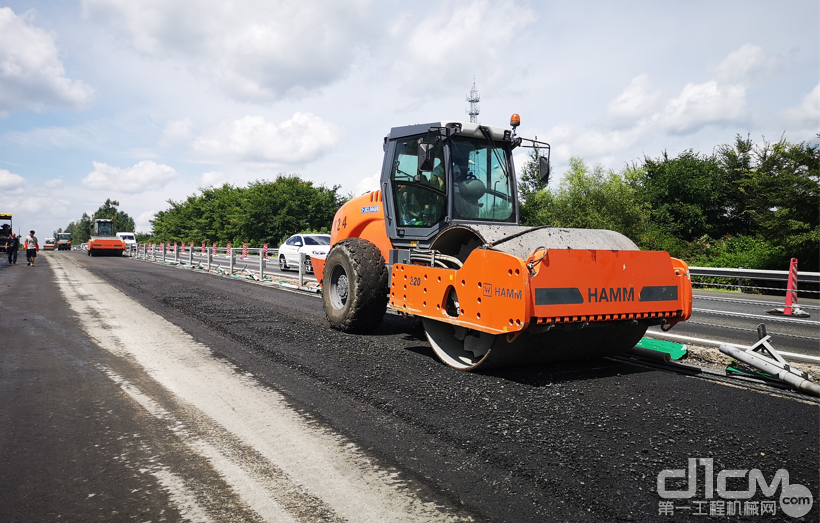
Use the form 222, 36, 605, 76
1, 0, 817, 237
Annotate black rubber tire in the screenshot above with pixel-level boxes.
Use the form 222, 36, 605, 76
322, 238, 388, 333
279, 255, 288, 271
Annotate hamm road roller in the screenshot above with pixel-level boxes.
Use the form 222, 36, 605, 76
87, 219, 126, 257
312, 116, 692, 370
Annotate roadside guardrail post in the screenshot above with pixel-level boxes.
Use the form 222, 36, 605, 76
259, 249, 265, 280
162, 243, 167, 262
298, 253, 305, 289
174, 242, 179, 263
229, 249, 234, 275
737, 267, 743, 293
189, 244, 193, 266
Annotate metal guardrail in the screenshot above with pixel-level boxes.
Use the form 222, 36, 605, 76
689, 266, 820, 284
130, 243, 321, 290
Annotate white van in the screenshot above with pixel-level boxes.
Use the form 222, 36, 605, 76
116, 232, 137, 251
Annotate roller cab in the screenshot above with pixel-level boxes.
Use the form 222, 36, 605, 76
318, 118, 693, 370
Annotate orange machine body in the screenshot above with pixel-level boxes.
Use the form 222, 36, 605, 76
315, 192, 692, 336
389, 247, 691, 336
88, 237, 126, 253
311, 190, 390, 284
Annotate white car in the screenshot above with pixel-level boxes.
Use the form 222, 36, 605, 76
116, 232, 137, 249
278, 234, 330, 273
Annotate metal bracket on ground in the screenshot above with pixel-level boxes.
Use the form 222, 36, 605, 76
719, 324, 819, 397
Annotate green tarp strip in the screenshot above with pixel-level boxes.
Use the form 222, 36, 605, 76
726, 365, 775, 380
635, 338, 688, 360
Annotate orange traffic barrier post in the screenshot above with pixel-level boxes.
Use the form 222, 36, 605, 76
766, 258, 810, 318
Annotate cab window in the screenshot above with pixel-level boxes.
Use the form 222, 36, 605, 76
391, 137, 446, 227
449, 137, 515, 222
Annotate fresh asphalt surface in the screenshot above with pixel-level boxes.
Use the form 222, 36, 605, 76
1, 251, 818, 522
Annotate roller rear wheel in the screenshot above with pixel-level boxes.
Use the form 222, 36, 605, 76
323, 238, 388, 333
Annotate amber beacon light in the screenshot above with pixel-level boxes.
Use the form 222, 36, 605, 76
510, 113, 520, 128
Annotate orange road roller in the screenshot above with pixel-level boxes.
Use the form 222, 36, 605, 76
312, 117, 692, 370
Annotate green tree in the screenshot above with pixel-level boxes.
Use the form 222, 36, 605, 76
519, 157, 652, 244
150, 175, 344, 247
93, 198, 136, 233
65, 199, 135, 242
64, 213, 93, 243
729, 135, 819, 271
517, 143, 549, 196
635, 150, 728, 241
517, 144, 552, 226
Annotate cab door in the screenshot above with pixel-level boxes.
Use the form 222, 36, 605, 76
383, 136, 448, 245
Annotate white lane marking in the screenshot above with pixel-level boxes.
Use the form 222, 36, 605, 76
644, 330, 820, 362
694, 294, 820, 310
692, 307, 820, 325
48, 255, 470, 523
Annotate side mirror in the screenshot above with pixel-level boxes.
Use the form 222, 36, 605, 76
539, 156, 550, 185
418, 143, 435, 172
294, 241, 302, 247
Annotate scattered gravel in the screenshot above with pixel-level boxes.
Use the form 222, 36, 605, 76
684, 344, 820, 383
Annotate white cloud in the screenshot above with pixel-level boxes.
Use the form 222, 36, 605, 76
573, 127, 646, 157
200, 170, 227, 186
125, 147, 160, 159
13, 196, 68, 215
136, 210, 156, 232
782, 82, 820, 132
82, 0, 375, 102
0, 7, 94, 116
544, 124, 647, 161
192, 112, 340, 164
713, 43, 783, 86
82, 160, 178, 193
354, 172, 380, 196
1, 125, 98, 149
160, 117, 193, 146
606, 74, 664, 124
0, 169, 27, 194
658, 81, 747, 134
43, 178, 63, 189
393, 0, 534, 96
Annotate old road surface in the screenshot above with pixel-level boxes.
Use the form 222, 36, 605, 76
2, 252, 817, 522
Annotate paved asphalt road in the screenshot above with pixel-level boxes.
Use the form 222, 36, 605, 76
1, 252, 817, 522
648, 290, 819, 359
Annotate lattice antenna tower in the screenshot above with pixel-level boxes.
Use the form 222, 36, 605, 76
465, 78, 480, 123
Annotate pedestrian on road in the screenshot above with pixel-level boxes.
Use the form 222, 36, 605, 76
5, 232, 19, 264
24, 230, 39, 266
